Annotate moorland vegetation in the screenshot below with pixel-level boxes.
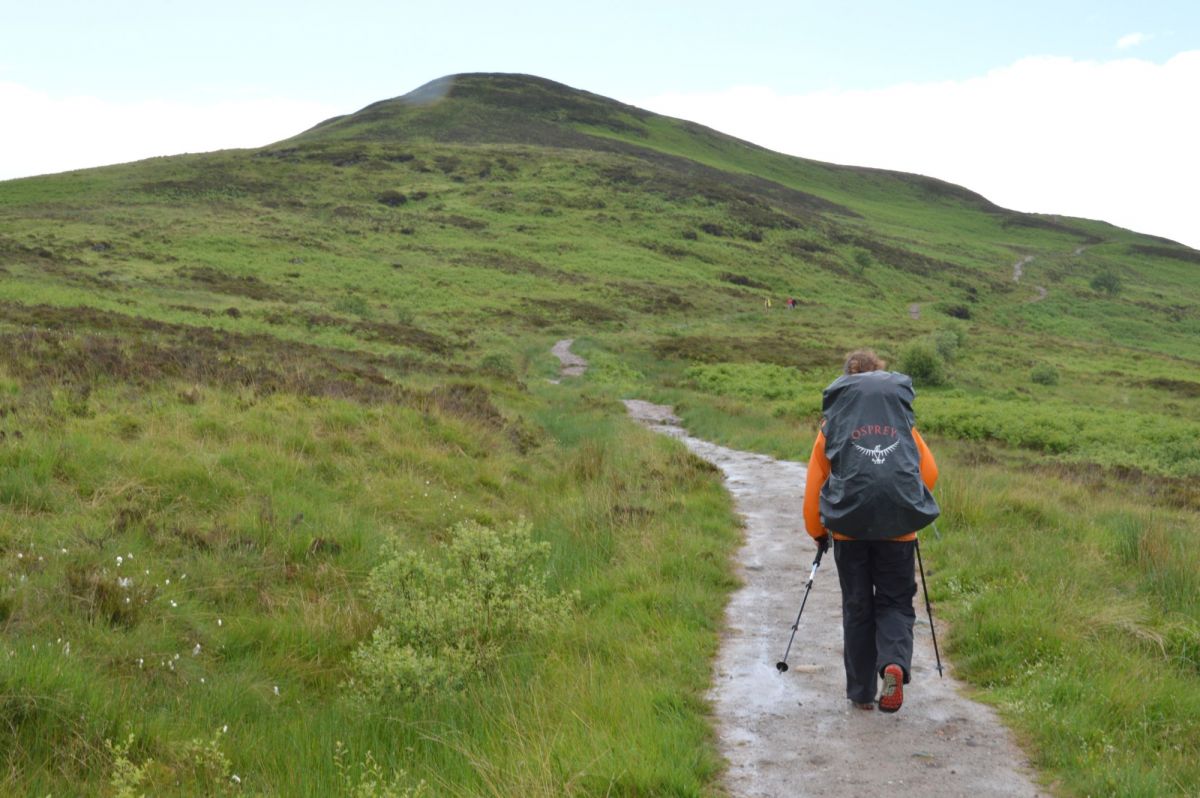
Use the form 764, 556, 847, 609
1, 73, 1197, 796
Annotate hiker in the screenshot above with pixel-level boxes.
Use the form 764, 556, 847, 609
802, 348, 939, 712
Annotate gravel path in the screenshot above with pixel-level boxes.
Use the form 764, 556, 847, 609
1012, 255, 1034, 282
1013, 255, 1047, 303
624, 399, 1047, 798
548, 338, 588, 383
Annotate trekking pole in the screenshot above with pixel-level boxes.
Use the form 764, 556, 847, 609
914, 537, 944, 678
776, 539, 827, 673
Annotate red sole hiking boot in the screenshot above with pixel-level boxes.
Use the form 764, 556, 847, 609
879, 664, 904, 713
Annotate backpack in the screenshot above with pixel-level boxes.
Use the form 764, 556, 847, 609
818, 371, 940, 539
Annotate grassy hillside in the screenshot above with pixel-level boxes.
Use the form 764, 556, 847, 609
1, 72, 1198, 796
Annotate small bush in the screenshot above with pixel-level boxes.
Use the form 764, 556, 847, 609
899, 340, 947, 386
350, 520, 574, 700
376, 191, 408, 207
334, 295, 371, 318
1030, 364, 1059, 386
335, 743, 427, 798
1090, 269, 1122, 296
851, 249, 872, 274
717, 272, 768, 290
931, 330, 961, 362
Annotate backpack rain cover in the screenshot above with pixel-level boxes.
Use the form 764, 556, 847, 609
818, 371, 940, 539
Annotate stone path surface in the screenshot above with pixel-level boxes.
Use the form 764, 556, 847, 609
1013, 255, 1047, 303
548, 338, 588, 383
623, 399, 1047, 798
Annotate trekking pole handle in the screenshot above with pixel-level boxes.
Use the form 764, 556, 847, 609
803, 558, 820, 590
806, 538, 827, 583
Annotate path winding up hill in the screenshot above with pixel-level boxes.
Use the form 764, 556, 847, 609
624, 396, 1046, 798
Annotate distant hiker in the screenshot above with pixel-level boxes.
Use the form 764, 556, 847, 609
786, 297, 796, 309
764, 296, 773, 311
802, 348, 939, 712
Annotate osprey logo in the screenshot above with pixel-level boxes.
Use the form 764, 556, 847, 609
854, 441, 899, 465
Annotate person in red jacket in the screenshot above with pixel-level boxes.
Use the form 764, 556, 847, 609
803, 349, 938, 712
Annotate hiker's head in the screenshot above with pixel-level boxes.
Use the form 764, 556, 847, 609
843, 349, 886, 375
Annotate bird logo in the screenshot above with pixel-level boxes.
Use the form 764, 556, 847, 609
854, 441, 899, 464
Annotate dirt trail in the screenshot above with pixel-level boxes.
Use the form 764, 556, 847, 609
1012, 255, 1034, 282
624, 399, 1046, 798
1012, 255, 1047, 304
548, 338, 587, 383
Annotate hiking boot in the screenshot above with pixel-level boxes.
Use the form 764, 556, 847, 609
852, 701, 875, 711
879, 664, 904, 713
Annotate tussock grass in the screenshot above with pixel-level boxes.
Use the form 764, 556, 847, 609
2, 72, 1199, 795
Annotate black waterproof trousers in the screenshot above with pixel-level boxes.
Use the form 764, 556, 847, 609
833, 538, 917, 704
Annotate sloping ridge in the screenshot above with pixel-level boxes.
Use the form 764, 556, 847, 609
292, 73, 1130, 238
291, 73, 1017, 221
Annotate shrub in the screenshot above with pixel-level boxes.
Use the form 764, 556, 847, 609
931, 329, 961, 362
335, 743, 427, 798
376, 191, 408, 207
1090, 269, 1122, 296
899, 340, 947, 386
333, 295, 371, 318
851, 249, 872, 274
350, 520, 574, 700
1030, 364, 1059, 386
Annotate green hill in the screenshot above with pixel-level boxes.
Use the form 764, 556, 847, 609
1, 73, 1197, 796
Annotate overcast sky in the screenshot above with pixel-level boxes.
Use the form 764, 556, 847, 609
2, 0, 1197, 247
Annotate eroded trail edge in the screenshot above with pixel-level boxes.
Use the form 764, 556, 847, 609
624, 399, 1045, 798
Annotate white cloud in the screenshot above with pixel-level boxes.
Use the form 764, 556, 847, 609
1116, 32, 1151, 50
0, 84, 340, 180
633, 51, 1200, 250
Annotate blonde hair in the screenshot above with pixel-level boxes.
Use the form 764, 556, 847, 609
844, 349, 886, 375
